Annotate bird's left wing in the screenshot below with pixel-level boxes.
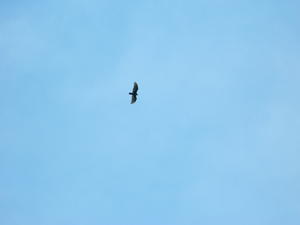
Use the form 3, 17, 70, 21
132, 82, 138, 93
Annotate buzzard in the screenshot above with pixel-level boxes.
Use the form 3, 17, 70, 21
129, 82, 138, 104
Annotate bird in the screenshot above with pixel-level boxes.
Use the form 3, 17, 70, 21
129, 82, 138, 104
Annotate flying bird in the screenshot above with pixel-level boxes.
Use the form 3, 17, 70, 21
129, 82, 138, 104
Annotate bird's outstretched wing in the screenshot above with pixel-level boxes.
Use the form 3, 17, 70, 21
131, 95, 137, 104
132, 82, 138, 94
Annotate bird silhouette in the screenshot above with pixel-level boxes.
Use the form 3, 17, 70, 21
129, 82, 138, 104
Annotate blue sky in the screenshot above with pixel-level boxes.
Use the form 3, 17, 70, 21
1, 0, 300, 225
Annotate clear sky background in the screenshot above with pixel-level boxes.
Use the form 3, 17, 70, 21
1, 0, 300, 225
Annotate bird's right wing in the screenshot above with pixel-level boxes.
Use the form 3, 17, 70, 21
131, 95, 137, 104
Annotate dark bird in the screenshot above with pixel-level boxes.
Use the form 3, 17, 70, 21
129, 82, 138, 104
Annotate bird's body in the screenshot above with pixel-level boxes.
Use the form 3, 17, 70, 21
129, 82, 139, 104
